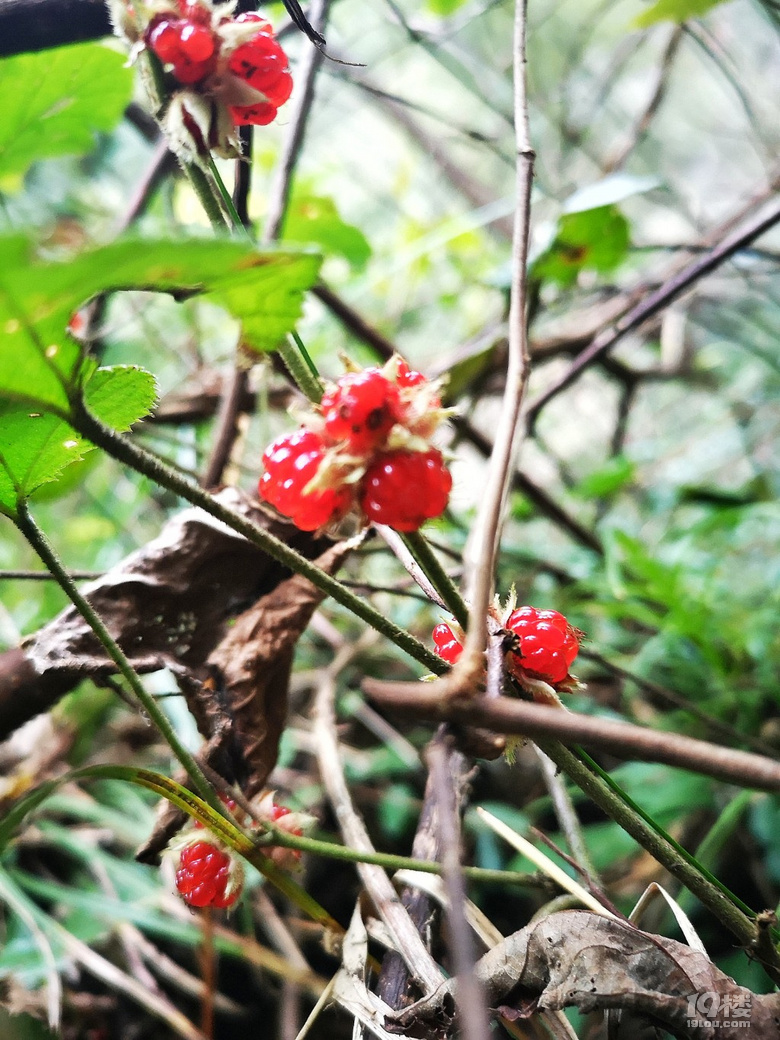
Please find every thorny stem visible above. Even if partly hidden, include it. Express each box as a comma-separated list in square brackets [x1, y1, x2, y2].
[459, 0, 533, 672]
[540, 741, 780, 981]
[71, 404, 445, 675]
[401, 531, 469, 628]
[12, 503, 221, 817]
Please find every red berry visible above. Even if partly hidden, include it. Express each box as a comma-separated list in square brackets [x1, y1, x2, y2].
[395, 358, 427, 389]
[360, 449, 451, 531]
[175, 841, 242, 909]
[146, 16, 217, 84]
[432, 622, 463, 664]
[228, 32, 292, 106]
[230, 101, 278, 126]
[258, 428, 353, 531]
[179, 22, 215, 61]
[270, 803, 291, 821]
[321, 369, 402, 452]
[505, 606, 579, 684]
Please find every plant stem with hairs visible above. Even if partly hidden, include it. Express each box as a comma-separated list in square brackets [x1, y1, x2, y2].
[12, 503, 222, 816]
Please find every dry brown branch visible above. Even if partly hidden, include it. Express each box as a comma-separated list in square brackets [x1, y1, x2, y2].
[427, 737, 492, 1040]
[362, 683, 780, 792]
[312, 661, 445, 995]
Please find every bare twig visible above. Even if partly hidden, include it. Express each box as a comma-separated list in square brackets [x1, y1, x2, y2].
[525, 195, 780, 430]
[312, 655, 444, 994]
[375, 527, 447, 608]
[602, 26, 683, 174]
[263, 0, 331, 241]
[534, 747, 597, 883]
[361, 684, 780, 792]
[458, 0, 534, 676]
[427, 738, 492, 1040]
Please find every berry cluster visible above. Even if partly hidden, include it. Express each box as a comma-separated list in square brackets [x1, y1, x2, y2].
[259, 358, 452, 533]
[142, 4, 293, 128]
[170, 793, 312, 908]
[433, 605, 580, 688]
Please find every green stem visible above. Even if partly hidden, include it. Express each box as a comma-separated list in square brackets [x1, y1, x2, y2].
[402, 531, 469, 628]
[577, 747, 758, 920]
[185, 162, 230, 230]
[72, 405, 445, 675]
[206, 155, 247, 232]
[290, 330, 322, 388]
[12, 504, 222, 817]
[253, 826, 543, 887]
[277, 335, 324, 403]
[538, 738, 780, 979]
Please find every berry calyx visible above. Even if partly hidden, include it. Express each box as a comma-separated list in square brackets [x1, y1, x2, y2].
[505, 606, 579, 685]
[432, 622, 463, 664]
[320, 368, 402, 452]
[259, 428, 353, 531]
[175, 840, 243, 909]
[360, 449, 451, 531]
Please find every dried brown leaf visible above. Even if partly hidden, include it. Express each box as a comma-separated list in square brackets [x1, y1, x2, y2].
[389, 910, 780, 1039]
[208, 540, 352, 795]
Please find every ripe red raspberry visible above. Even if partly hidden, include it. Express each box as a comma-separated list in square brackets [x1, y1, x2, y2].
[146, 16, 218, 84]
[505, 606, 579, 684]
[175, 840, 242, 909]
[360, 449, 451, 531]
[230, 101, 278, 126]
[228, 26, 292, 106]
[395, 358, 427, 390]
[432, 622, 463, 664]
[320, 369, 402, 452]
[258, 428, 352, 531]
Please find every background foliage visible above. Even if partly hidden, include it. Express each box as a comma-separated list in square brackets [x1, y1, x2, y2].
[0, 0, 778, 1036]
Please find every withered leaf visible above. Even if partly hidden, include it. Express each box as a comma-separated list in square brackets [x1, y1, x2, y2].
[388, 910, 780, 1039]
[208, 540, 353, 795]
[1, 489, 328, 741]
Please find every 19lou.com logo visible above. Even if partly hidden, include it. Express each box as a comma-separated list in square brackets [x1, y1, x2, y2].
[686, 991, 752, 1028]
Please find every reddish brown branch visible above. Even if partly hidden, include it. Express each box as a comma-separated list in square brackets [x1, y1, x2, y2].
[362, 682, 780, 792]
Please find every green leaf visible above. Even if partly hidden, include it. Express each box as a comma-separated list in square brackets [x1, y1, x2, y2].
[0, 43, 133, 180]
[83, 366, 158, 432]
[532, 205, 630, 288]
[425, 0, 469, 14]
[572, 456, 636, 499]
[283, 193, 371, 271]
[633, 0, 728, 27]
[0, 407, 90, 517]
[0, 235, 322, 412]
[0, 366, 157, 516]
